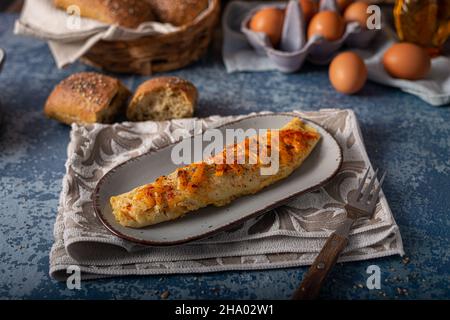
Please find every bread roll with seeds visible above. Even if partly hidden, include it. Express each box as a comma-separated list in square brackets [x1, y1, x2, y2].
[127, 77, 198, 121]
[147, 0, 209, 26]
[44, 72, 131, 125]
[53, 0, 155, 28]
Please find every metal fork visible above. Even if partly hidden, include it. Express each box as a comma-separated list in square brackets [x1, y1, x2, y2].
[292, 168, 386, 300]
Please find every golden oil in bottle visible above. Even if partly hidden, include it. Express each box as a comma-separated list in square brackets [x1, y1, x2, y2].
[394, 0, 450, 56]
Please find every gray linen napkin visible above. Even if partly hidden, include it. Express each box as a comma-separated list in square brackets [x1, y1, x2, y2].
[49, 109, 403, 281]
[223, 1, 450, 106]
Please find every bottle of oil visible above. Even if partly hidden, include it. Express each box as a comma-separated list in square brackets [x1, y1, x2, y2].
[394, 0, 450, 56]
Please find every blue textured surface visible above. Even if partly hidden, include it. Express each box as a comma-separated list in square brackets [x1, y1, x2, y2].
[0, 14, 449, 300]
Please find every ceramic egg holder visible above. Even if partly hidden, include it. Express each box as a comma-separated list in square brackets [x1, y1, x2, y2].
[241, 0, 378, 73]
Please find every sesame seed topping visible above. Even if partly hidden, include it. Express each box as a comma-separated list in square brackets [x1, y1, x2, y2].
[63, 72, 113, 106]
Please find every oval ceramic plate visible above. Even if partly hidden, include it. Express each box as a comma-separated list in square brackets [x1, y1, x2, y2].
[93, 114, 343, 246]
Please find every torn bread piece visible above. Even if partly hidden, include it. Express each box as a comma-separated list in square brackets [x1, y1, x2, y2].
[126, 77, 197, 121]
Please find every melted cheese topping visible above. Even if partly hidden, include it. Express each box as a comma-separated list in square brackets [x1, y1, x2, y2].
[110, 118, 321, 228]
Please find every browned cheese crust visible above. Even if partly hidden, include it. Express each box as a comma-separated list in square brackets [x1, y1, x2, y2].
[110, 118, 321, 228]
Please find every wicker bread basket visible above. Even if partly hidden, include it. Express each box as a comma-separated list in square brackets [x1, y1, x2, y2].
[81, 0, 220, 75]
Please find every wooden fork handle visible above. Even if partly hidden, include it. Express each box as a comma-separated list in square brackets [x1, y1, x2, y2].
[292, 233, 349, 300]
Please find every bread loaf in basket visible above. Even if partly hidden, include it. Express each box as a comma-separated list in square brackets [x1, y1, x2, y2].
[81, 0, 220, 75]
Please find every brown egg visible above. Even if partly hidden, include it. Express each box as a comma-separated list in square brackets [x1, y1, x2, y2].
[249, 7, 285, 47]
[383, 43, 431, 80]
[337, 0, 353, 12]
[344, 1, 370, 28]
[299, 0, 318, 23]
[307, 10, 345, 41]
[329, 52, 367, 94]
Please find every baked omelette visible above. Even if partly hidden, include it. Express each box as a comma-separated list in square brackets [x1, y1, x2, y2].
[110, 118, 321, 228]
